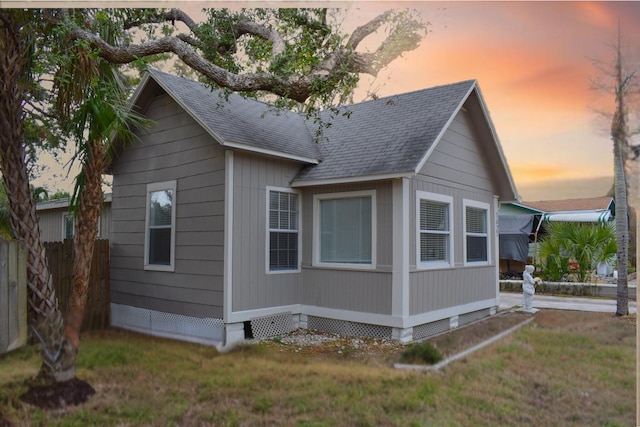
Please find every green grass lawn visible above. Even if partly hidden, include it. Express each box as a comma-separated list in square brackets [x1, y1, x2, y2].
[0, 311, 635, 427]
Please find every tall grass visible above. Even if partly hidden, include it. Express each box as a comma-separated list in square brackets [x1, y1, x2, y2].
[0, 312, 635, 427]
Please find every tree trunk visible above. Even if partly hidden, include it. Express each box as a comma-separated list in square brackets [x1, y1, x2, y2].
[613, 138, 629, 316]
[611, 38, 630, 316]
[0, 11, 74, 382]
[65, 142, 106, 352]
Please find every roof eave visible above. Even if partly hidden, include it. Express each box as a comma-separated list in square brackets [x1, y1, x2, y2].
[413, 81, 520, 202]
[291, 171, 414, 187]
[224, 141, 319, 165]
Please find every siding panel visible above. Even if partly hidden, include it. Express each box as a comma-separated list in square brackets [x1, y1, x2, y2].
[299, 181, 394, 314]
[230, 151, 304, 313]
[110, 92, 226, 318]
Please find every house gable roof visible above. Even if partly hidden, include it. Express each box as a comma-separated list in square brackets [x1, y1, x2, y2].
[293, 81, 474, 184]
[131, 68, 320, 164]
[123, 70, 519, 201]
[291, 80, 519, 201]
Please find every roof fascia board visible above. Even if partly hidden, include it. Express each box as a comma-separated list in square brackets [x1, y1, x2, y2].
[413, 81, 520, 202]
[413, 82, 477, 174]
[223, 141, 319, 164]
[36, 193, 113, 211]
[502, 202, 544, 214]
[291, 171, 413, 187]
[147, 70, 319, 165]
[472, 84, 521, 201]
[147, 70, 228, 146]
[125, 71, 152, 112]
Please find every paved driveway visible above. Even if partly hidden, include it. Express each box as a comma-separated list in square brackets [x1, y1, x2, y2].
[499, 292, 637, 314]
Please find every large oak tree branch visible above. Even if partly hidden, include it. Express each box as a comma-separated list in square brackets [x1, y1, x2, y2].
[71, 8, 425, 103]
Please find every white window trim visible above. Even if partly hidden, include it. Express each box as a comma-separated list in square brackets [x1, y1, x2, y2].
[62, 212, 75, 241]
[463, 198, 490, 266]
[416, 191, 454, 270]
[144, 180, 177, 272]
[265, 186, 301, 274]
[62, 212, 102, 240]
[312, 189, 377, 270]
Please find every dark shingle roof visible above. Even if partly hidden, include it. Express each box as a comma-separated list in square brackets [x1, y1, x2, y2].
[294, 80, 475, 182]
[139, 70, 481, 182]
[146, 68, 320, 162]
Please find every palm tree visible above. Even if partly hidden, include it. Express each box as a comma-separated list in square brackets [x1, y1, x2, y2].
[538, 222, 617, 283]
[56, 15, 150, 370]
[0, 10, 70, 381]
[610, 30, 633, 316]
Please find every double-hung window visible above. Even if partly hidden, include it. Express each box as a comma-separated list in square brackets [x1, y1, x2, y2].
[267, 188, 300, 272]
[314, 190, 376, 268]
[416, 191, 453, 269]
[145, 181, 176, 271]
[464, 199, 490, 264]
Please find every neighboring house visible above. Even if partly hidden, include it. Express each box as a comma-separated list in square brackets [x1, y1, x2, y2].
[107, 68, 519, 347]
[524, 196, 615, 223]
[36, 194, 112, 242]
[498, 196, 616, 275]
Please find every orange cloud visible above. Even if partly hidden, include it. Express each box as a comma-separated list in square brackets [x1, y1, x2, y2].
[575, 2, 617, 29]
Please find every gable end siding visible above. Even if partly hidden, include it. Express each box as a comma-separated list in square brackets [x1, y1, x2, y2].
[110, 93, 226, 318]
[409, 108, 498, 315]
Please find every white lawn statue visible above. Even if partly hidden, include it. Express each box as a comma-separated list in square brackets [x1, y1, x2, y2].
[521, 265, 540, 313]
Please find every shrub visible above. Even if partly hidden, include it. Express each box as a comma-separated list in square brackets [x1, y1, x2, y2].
[400, 341, 443, 365]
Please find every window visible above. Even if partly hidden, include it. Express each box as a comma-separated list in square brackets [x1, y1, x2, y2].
[314, 190, 376, 268]
[267, 188, 299, 272]
[417, 192, 453, 268]
[464, 200, 489, 264]
[63, 213, 101, 240]
[63, 213, 74, 240]
[145, 181, 176, 271]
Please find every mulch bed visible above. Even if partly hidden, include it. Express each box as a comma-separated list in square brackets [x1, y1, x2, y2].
[427, 310, 533, 357]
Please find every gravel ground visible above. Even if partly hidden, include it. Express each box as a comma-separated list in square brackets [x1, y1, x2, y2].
[254, 310, 533, 365]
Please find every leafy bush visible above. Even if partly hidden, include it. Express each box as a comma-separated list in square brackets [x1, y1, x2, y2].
[400, 341, 443, 365]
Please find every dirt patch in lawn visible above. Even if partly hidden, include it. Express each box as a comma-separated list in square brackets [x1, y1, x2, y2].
[259, 309, 535, 366]
[19, 377, 95, 410]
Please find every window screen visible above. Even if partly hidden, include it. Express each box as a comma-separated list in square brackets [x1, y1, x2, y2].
[269, 191, 299, 271]
[319, 196, 372, 264]
[466, 206, 488, 262]
[419, 200, 450, 263]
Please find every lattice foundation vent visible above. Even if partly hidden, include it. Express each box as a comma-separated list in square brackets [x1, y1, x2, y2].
[307, 316, 392, 339]
[110, 303, 224, 344]
[412, 318, 450, 341]
[459, 308, 491, 327]
[250, 312, 295, 339]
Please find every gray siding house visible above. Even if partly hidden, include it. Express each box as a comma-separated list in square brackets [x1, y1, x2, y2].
[36, 195, 111, 242]
[108, 68, 519, 347]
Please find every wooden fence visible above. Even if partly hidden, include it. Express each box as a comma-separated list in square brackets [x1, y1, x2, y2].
[44, 239, 111, 332]
[0, 239, 28, 354]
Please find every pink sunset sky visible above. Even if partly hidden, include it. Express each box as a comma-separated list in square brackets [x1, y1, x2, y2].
[20, 1, 640, 200]
[341, 1, 640, 194]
